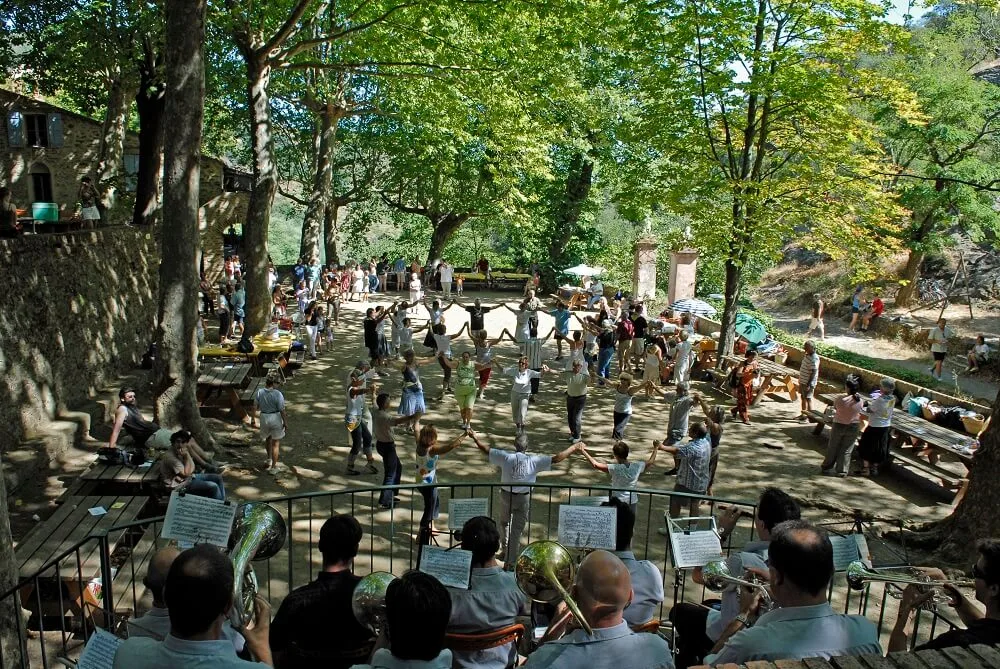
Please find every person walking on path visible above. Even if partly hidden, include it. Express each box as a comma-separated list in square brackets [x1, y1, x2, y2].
[497, 355, 553, 433]
[856, 378, 896, 477]
[251, 372, 287, 471]
[469, 430, 581, 566]
[729, 350, 760, 425]
[820, 375, 864, 477]
[579, 440, 658, 516]
[438, 350, 491, 430]
[798, 340, 820, 421]
[806, 293, 825, 340]
[928, 318, 952, 381]
[564, 359, 592, 443]
[373, 393, 418, 508]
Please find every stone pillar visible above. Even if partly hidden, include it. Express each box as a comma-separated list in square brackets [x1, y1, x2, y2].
[632, 236, 659, 301]
[668, 248, 699, 305]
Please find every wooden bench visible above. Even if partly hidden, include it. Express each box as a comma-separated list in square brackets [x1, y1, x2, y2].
[239, 377, 263, 406]
[691, 642, 1000, 668]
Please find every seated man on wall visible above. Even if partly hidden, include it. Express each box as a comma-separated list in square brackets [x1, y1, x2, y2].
[128, 546, 245, 655]
[525, 551, 674, 669]
[889, 539, 1000, 652]
[703, 521, 881, 665]
[446, 516, 531, 669]
[108, 385, 216, 465]
[602, 498, 664, 627]
[353, 571, 454, 669]
[268, 515, 374, 668]
[113, 545, 272, 668]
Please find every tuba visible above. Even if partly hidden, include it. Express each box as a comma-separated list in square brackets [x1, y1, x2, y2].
[702, 559, 775, 613]
[352, 571, 398, 635]
[228, 503, 288, 627]
[514, 541, 593, 635]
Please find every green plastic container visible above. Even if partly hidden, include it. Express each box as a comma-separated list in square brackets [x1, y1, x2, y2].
[31, 202, 59, 221]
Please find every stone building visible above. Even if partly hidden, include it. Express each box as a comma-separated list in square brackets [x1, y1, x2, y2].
[0, 86, 249, 277]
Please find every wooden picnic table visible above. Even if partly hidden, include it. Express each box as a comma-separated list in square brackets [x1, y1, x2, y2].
[198, 332, 295, 361]
[79, 457, 161, 495]
[197, 362, 253, 420]
[721, 354, 800, 406]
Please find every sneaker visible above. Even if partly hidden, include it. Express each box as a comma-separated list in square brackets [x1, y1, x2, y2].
[346, 468, 362, 476]
[571, 437, 582, 444]
[567, 436, 577, 443]
[364, 463, 379, 474]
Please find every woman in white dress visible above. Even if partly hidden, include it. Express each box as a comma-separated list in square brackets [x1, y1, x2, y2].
[351, 265, 365, 301]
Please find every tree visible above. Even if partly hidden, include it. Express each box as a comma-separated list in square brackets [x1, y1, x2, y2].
[630, 0, 906, 358]
[0, 455, 26, 667]
[154, 0, 215, 448]
[876, 24, 1000, 306]
[133, 36, 166, 227]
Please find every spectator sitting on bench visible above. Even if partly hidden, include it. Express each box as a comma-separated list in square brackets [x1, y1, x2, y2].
[128, 546, 246, 654]
[159, 431, 226, 501]
[109, 385, 216, 465]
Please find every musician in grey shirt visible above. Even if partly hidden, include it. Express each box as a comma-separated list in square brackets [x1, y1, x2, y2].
[447, 516, 530, 669]
[602, 499, 664, 626]
[524, 551, 673, 669]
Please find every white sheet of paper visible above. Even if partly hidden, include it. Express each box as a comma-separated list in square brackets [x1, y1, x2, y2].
[161, 491, 237, 548]
[830, 533, 863, 572]
[448, 498, 489, 530]
[88, 506, 107, 517]
[419, 546, 473, 589]
[557, 505, 617, 549]
[76, 629, 122, 669]
[569, 496, 608, 507]
[669, 529, 723, 568]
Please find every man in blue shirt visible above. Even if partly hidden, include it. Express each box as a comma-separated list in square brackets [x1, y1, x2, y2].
[550, 301, 572, 360]
[703, 521, 881, 665]
[113, 545, 272, 668]
[393, 256, 407, 292]
[656, 420, 711, 518]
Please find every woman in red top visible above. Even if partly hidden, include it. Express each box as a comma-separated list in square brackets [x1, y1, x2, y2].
[861, 292, 884, 332]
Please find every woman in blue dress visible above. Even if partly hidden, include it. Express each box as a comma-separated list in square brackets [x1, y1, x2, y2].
[398, 350, 437, 428]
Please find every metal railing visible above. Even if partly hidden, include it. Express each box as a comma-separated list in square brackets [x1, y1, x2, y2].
[0, 482, 957, 668]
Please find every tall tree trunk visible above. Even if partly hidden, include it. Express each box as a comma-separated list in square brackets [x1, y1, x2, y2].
[243, 57, 278, 334]
[154, 0, 214, 449]
[426, 213, 472, 265]
[96, 75, 134, 214]
[921, 389, 1000, 565]
[547, 150, 594, 260]
[894, 248, 926, 308]
[324, 200, 341, 265]
[0, 454, 27, 668]
[299, 105, 339, 262]
[716, 259, 742, 362]
[132, 44, 166, 227]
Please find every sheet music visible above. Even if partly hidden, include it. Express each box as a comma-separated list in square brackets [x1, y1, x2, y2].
[666, 516, 723, 568]
[557, 505, 617, 549]
[447, 498, 489, 530]
[76, 630, 122, 669]
[419, 546, 473, 589]
[161, 491, 237, 548]
[830, 533, 863, 572]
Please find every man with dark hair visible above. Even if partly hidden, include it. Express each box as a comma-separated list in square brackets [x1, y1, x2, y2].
[525, 551, 673, 668]
[446, 516, 530, 669]
[669, 487, 801, 668]
[113, 545, 271, 667]
[354, 571, 454, 668]
[269, 515, 373, 667]
[889, 539, 1000, 651]
[704, 521, 880, 665]
[108, 386, 216, 464]
[603, 498, 664, 626]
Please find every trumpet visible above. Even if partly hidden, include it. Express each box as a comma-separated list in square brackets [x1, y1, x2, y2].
[352, 571, 398, 635]
[515, 541, 594, 636]
[702, 559, 775, 612]
[845, 561, 974, 607]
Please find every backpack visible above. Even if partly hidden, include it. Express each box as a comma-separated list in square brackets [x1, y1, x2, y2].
[236, 334, 255, 353]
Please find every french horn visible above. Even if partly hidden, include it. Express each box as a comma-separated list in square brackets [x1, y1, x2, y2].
[514, 540, 593, 635]
[352, 571, 398, 635]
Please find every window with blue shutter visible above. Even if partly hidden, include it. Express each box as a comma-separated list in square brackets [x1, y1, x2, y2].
[47, 113, 63, 148]
[7, 111, 25, 148]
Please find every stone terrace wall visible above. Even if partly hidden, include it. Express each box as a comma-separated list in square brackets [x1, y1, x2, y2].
[0, 227, 159, 446]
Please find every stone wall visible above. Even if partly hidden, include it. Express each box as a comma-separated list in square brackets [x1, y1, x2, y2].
[0, 227, 159, 446]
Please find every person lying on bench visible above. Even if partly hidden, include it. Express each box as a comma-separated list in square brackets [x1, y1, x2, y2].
[160, 431, 226, 501]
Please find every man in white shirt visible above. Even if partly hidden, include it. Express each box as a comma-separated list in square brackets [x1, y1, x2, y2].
[564, 360, 591, 443]
[602, 498, 664, 626]
[470, 431, 581, 565]
[703, 521, 881, 665]
[114, 545, 271, 668]
[928, 318, 953, 380]
[439, 261, 455, 299]
[447, 516, 531, 669]
[587, 280, 604, 309]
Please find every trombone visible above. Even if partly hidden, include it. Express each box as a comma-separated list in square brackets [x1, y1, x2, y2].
[702, 559, 775, 613]
[845, 561, 975, 607]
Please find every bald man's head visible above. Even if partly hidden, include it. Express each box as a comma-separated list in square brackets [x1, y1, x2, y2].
[144, 547, 181, 605]
[574, 550, 633, 627]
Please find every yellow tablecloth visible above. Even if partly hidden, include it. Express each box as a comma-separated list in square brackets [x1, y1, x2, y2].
[198, 333, 294, 358]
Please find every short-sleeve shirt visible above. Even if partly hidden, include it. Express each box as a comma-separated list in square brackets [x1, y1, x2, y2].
[522, 621, 672, 669]
[440, 265, 454, 283]
[614, 550, 664, 625]
[488, 448, 552, 493]
[928, 326, 951, 353]
[464, 306, 493, 332]
[159, 451, 194, 489]
[504, 367, 540, 395]
[447, 567, 528, 669]
[373, 408, 396, 443]
[666, 395, 694, 442]
[675, 436, 711, 493]
[566, 371, 589, 397]
[917, 618, 1000, 651]
[254, 387, 285, 414]
[799, 352, 820, 388]
[608, 461, 645, 504]
[551, 308, 571, 334]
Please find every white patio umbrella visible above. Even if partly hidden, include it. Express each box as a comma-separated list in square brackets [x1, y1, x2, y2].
[562, 264, 606, 277]
[669, 298, 718, 318]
